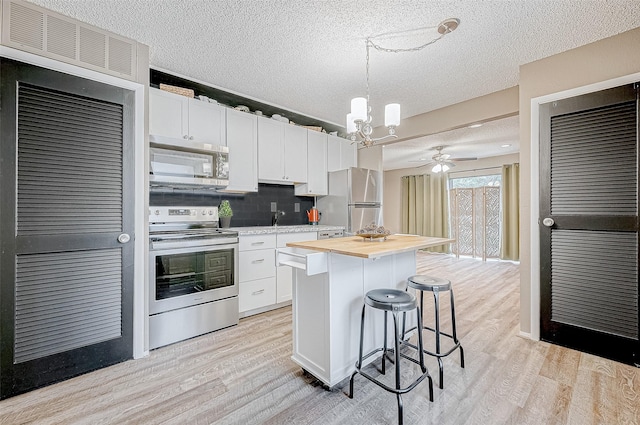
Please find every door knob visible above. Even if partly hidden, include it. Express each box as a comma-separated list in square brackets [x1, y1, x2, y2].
[542, 218, 555, 227]
[117, 233, 131, 243]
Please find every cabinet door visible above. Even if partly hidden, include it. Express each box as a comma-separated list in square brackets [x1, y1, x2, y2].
[149, 88, 188, 139]
[305, 131, 328, 195]
[328, 134, 357, 171]
[226, 109, 258, 192]
[257, 117, 285, 181]
[284, 125, 308, 183]
[327, 134, 342, 172]
[341, 139, 358, 169]
[187, 98, 226, 145]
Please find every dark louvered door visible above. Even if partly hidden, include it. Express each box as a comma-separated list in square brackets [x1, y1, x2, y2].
[540, 84, 639, 365]
[0, 59, 134, 398]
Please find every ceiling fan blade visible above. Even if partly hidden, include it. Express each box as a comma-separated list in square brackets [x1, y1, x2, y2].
[450, 157, 478, 161]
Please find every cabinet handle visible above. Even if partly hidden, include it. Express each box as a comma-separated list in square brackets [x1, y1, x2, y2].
[251, 241, 265, 245]
[183, 135, 188, 139]
[189, 136, 194, 140]
[252, 258, 265, 263]
[252, 289, 265, 296]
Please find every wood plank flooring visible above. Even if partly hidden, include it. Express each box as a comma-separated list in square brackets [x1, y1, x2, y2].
[1, 252, 638, 424]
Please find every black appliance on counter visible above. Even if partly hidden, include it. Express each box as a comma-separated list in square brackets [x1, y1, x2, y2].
[149, 206, 239, 349]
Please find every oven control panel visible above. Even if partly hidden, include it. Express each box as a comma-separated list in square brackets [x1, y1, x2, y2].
[150, 206, 219, 223]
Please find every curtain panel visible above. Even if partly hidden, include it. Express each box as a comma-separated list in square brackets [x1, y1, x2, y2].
[500, 163, 520, 260]
[401, 174, 450, 253]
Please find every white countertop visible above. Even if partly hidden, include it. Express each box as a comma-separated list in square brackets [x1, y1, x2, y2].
[229, 224, 344, 236]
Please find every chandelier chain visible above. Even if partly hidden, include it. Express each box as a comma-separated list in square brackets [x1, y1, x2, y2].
[367, 32, 446, 55]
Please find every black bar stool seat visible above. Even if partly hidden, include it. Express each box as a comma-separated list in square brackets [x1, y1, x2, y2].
[349, 288, 433, 425]
[403, 275, 465, 390]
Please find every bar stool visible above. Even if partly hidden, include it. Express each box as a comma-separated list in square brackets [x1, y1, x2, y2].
[403, 275, 464, 389]
[349, 288, 433, 425]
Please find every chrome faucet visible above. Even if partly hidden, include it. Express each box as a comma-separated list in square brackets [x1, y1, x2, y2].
[272, 210, 285, 226]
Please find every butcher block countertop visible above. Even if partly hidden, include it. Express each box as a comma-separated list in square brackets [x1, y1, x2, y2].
[286, 234, 455, 259]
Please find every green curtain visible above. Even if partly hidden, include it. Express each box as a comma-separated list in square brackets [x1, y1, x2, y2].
[500, 163, 520, 260]
[401, 174, 450, 253]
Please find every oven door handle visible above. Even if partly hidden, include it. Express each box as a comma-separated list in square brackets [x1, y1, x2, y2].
[157, 272, 197, 279]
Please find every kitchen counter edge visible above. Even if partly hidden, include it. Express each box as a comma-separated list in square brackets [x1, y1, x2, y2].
[230, 225, 345, 236]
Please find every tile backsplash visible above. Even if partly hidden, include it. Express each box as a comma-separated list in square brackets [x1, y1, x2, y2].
[150, 183, 316, 227]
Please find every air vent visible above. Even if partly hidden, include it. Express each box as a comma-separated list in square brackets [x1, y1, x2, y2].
[8, 0, 43, 50]
[46, 14, 76, 59]
[79, 25, 106, 67]
[108, 35, 133, 75]
[2, 0, 138, 81]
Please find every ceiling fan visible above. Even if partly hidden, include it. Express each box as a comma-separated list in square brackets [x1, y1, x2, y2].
[410, 145, 477, 173]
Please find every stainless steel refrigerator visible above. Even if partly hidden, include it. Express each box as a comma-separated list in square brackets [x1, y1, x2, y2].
[317, 167, 382, 234]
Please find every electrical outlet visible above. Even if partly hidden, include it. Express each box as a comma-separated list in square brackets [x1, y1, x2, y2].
[294, 203, 300, 212]
[271, 202, 277, 212]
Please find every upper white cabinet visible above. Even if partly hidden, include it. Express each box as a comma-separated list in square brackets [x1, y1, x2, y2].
[225, 109, 258, 192]
[284, 125, 308, 182]
[258, 117, 307, 184]
[295, 130, 328, 196]
[149, 88, 226, 145]
[327, 134, 357, 172]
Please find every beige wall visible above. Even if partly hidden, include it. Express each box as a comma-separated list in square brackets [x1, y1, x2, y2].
[391, 86, 519, 144]
[519, 27, 640, 336]
[384, 153, 519, 234]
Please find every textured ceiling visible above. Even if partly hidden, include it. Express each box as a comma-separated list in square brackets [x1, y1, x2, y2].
[30, 0, 640, 170]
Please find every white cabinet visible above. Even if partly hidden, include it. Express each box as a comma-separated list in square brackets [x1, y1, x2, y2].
[225, 109, 258, 192]
[327, 134, 357, 172]
[149, 88, 225, 145]
[295, 130, 328, 196]
[276, 232, 317, 303]
[284, 125, 308, 182]
[258, 117, 307, 184]
[238, 234, 276, 315]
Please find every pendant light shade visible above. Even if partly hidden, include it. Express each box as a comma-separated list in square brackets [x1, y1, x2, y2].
[350, 97, 368, 121]
[384, 103, 401, 127]
[346, 113, 357, 134]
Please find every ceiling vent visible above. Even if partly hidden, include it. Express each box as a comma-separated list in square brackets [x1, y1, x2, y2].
[1, 0, 137, 81]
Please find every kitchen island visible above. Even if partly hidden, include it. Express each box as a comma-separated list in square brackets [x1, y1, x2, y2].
[277, 235, 454, 388]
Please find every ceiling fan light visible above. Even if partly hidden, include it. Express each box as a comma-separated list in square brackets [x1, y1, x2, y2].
[384, 103, 401, 127]
[441, 164, 450, 172]
[346, 113, 357, 133]
[432, 164, 442, 173]
[351, 97, 367, 121]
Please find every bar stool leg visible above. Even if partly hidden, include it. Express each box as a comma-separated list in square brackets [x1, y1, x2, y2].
[450, 289, 465, 368]
[415, 305, 433, 401]
[433, 290, 444, 389]
[349, 304, 367, 399]
[382, 311, 388, 374]
[392, 312, 403, 425]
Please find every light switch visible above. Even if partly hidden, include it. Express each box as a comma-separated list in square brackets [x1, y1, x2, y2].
[294, 203, 300, 212]
[271, 202, 277, 212]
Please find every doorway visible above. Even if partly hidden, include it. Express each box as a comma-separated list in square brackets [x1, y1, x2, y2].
[0, 59, 136, 398]
[539, 83, 639, 365]
[449, 175, 501, 260]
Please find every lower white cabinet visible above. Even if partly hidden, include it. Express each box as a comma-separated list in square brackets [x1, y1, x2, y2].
[276, 232, 318, 303]
[238, 234, 276, 315]
[239, 231, 317, 316]
[239, 277, 277, 313]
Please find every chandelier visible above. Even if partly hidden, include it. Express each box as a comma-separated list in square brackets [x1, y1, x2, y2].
[347, 18, 460, 148]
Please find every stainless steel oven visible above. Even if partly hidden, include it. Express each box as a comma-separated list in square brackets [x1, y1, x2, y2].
[149, 206, 239, 349]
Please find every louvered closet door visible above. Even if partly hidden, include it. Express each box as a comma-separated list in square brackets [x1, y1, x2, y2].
[539, 84, 639, 366]
[0, 59, 134, 399]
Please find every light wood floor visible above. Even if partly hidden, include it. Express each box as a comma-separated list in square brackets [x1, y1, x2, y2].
[1, 252, 638, 424]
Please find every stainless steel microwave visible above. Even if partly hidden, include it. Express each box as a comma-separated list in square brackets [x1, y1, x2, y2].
[149, 135, 229, 188]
